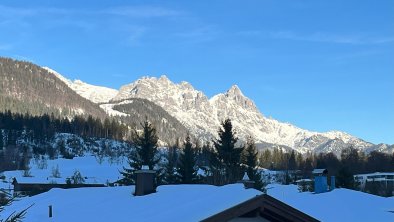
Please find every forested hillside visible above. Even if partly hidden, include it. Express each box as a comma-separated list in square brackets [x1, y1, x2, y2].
[0, 57, 106, 118]
[111, 98, 189, 145]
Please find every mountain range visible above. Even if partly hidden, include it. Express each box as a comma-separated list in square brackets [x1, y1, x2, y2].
[1, 57, 392, 154]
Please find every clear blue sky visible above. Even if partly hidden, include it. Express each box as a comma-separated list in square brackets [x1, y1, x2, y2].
[0, 0, 393, 144]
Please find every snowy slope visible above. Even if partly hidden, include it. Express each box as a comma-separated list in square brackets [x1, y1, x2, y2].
[0, 156, 127, 190]
[43, 67, 118, 103]
[267, 184, 394, 222]
[109, 75, 375, 154]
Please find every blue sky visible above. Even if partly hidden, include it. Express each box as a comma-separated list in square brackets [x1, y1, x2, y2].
[0, 0, 393, 144]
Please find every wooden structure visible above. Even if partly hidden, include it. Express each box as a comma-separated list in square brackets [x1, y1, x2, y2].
[134, 167, 156, 196]
[12, 178, 105, 196]
[202, 194, 319, 222]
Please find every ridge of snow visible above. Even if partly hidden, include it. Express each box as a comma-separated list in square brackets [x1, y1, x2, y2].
[43, 67, 118, 103]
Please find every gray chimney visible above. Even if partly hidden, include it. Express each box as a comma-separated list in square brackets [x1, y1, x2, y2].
[238, 172, 255, 189]
[134, 165, 156, 196]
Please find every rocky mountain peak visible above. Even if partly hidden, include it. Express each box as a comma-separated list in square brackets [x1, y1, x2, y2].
[62, 73, 382, 155]
[159, 75, 171, 84]
[226, 85, 243, 97]
[212, 84, 258, 111]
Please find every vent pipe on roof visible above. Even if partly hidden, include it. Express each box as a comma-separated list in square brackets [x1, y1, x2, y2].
[330, 176, 336, 191]
[238, 172, 255, 189]
[134, 165, 156, 196]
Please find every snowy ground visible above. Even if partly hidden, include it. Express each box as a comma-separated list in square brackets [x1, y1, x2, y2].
[1, 157, 393, 221]
[267, 184, 394, 221]
[0, 156, 128, 189]
[0, 184, 261, 222]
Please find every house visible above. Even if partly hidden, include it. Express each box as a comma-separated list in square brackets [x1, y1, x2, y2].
[354, 172, 394, 190]
[202, 193, 319, 222]
[12, 178, 105, 196]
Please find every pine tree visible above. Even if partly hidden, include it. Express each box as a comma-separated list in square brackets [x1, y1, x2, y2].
[71, 170, 85, 184]
[287, 150, 297, 184]
[0, 190, 31, 222]
[336, 166, 354, 189]
[120, 120, 160, 185]
[0, 130, 3, 149]
[178, 135, 198, 184]
[288, 150, 297, 171]
[213, 118, 243, 184]
[242, 137, 266, 191]
[164, 145, 178, 184]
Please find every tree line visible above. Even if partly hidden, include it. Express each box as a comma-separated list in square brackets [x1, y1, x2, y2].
[119, 117, 393, 194]
[0, 110, 130, 172]
[0, 110, 128, 145]
[120, 118, 266, 191]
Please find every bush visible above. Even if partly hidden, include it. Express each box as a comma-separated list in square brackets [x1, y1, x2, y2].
[22, 167, 32, 177]
[51, 165, 61, 178]
[298, 180, 313, 192]
[71, 170, 85, 184]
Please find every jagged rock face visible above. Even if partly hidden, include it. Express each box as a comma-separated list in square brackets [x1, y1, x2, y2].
[109, 75, 380, 154]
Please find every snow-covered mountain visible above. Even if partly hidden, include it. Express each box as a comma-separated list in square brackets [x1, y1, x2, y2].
[107, 75, 377, 154]
[41, 69, 387, 154]
[43, 67, 118, 103]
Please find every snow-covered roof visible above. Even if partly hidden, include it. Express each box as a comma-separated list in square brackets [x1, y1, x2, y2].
[295, 179, 313, 183]
[354, 172, 394, 177]
[0, 184, 262, 222]
[312, 169, 327, 174]
[267, 184, 394, 222]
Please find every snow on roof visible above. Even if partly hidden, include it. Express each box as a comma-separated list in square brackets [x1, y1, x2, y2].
[0, 184, 262, 222]
[267, 184, 394, 222]
[354, 172, 394, 177]
[242, 172, 250, 181]
[295, 179, 312, 183]
[312, 169, 327, 174]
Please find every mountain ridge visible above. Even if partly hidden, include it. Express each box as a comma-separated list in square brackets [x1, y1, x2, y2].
[107, 75, 385, 154]
[38, 66, 391, 155]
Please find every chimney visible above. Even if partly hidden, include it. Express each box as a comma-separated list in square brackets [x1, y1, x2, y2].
[134, 165, 156, 196]
[238, 172, 255, 189]
[330, 176, 336, 191]
[313, 168, 328, 194]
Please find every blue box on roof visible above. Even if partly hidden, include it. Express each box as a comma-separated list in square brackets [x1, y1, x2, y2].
[314, 176, 327, 194]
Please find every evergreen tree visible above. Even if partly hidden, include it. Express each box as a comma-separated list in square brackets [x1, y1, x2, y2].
[178, 135, 198, 184]
[288, 150, 297, 171]
[0, 190, 31, 222]
[242, 137, 266, 191]
[336, 166, 355, 189]
[259, 149, 272, 169]
[120, 120, 160, 185]
[0, 130, 3, 149]
[164, 145, 178, 184]
[213, 118, 243, 184]
[71, 170, 85, 184]
[287, 150, 297, 184]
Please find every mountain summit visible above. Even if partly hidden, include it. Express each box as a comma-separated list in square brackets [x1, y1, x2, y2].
[30, 65, 389, 154]
[105, 75, 381, 154]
